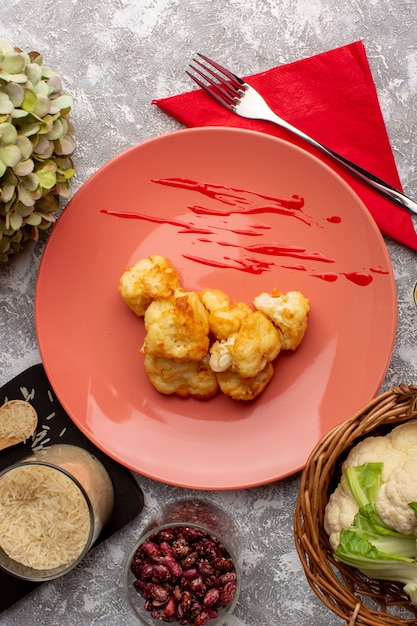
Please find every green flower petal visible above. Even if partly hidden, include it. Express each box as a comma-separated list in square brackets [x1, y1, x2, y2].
[16, 135, 33, 160]
[25, 211, 43, 226]
[13, 158, 34, 176]
[37, 162, 57, 189]
[9, 212, 23, 231]
[0, 92, 13, 115]
[21, 88, 38, 112]
[25, 63, 42, 85]
[5, 82, 25, 107]
[2, 52, 26, 75]
[49, 93, 73, 114]
[0, 144, 21, 167]
[33, 94, 51, 118]
[0, 122, 18, 145]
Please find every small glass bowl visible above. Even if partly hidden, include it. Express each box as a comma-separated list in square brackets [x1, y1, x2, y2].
[0, 461, 95, 582]
[124, 499, 241, 626]
[0, 445, 114, 582]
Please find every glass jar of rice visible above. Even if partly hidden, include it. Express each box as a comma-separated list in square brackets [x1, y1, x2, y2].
[0, 444, 114, 581]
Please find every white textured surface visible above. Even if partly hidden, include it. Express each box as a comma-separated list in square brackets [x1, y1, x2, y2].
[0, 1, 417, 625]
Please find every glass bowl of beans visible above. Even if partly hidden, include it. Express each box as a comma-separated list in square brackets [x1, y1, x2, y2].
[124, 499, 241, 626]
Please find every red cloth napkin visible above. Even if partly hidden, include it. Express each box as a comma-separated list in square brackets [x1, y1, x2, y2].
[153, 41, 417, 251]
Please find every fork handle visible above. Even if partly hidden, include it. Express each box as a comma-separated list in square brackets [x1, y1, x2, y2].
[265, 111, 417, 217]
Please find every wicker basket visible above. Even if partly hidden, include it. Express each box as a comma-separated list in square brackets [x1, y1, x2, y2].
[294, 384, 417, 626]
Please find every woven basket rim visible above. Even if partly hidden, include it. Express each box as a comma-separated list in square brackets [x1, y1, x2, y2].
[294, 384, 417, 626]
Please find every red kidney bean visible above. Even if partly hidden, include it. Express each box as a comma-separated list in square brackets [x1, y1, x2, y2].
[130, 525, 237, 625]
[180, 589, 192, 613]
[182, 568, 199, 581]
[164, 596, 177, 617]
[189, 575, 204, 592]
[160, 541, 174, 557]
[194, 612, 210, 626]
[219, 571, 236, 584]
[219, 581, 237, 605]
[203, 588, 219, 607]
[153, 564, 170, 582]
[182, 551, 198, 568]
[150, 584, 170, 604]
[205, 608, 218, 619]
[162, 555, 183, 578]
[197, 561, 214, 576]
[143, 541, 163, 561]
[172, 537, 191, 559]
[212, 556, 234, 571]
[140, 563, 154, 579]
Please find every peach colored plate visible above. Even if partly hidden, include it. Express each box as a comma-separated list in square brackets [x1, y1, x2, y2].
[35, 127, 397, 490]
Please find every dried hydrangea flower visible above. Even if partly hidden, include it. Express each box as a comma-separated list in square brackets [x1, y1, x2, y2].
[0, 39, 75, 261]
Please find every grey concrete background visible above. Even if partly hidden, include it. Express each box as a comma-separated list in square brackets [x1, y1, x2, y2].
[0, 1, 416, 624]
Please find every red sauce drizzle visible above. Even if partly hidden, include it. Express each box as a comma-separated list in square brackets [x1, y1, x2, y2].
[101, 178, 387, 284]
[100, 209, 213, 235]
[219, 227, 263, 237]
[216, 240, 335, 263]
[311, 273, 339, 282]
[188, 203, 311, 225]
[370, 266, 390, 275]
[251, 223, 272, 230]
[182, 254, 275, 274]
[152, 178, 305, 210]
[342, 272, 373, 286]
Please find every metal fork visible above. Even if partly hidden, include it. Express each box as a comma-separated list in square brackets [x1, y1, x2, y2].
[187, 53, 417, 217]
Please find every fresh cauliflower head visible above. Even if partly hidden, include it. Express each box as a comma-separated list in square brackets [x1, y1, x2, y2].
[325, 420, 417, 546]
[253, 290, 310, 350]
[119, 255, 180, 317]
[142, 289, 210, 361]
[209, 311, 281, 378]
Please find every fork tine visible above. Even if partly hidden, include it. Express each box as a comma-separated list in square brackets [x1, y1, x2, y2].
[191, 59, 238, 99]
[187, 53, 247, 111]
[186, 69, 235, 111]
[187, 66, 237, 109]
[195, 53, 244, 90]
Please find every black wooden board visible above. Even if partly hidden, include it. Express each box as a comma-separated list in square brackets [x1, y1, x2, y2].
[0, 363, 145, 612]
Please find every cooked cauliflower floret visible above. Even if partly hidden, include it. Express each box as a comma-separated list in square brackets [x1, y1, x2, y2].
[119, 255, 311, 402]
[230, 311, 281, 378]
[200, 289, 251, 340]
[119, 255, 180, 317]
[253, 290, 310, 350]
[216, 362, 274, 402]
[209, 311, 281, 378]
[209, 334, 236, 372]
[142, 289, 210, 361]
[144, 354, 219, 399]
